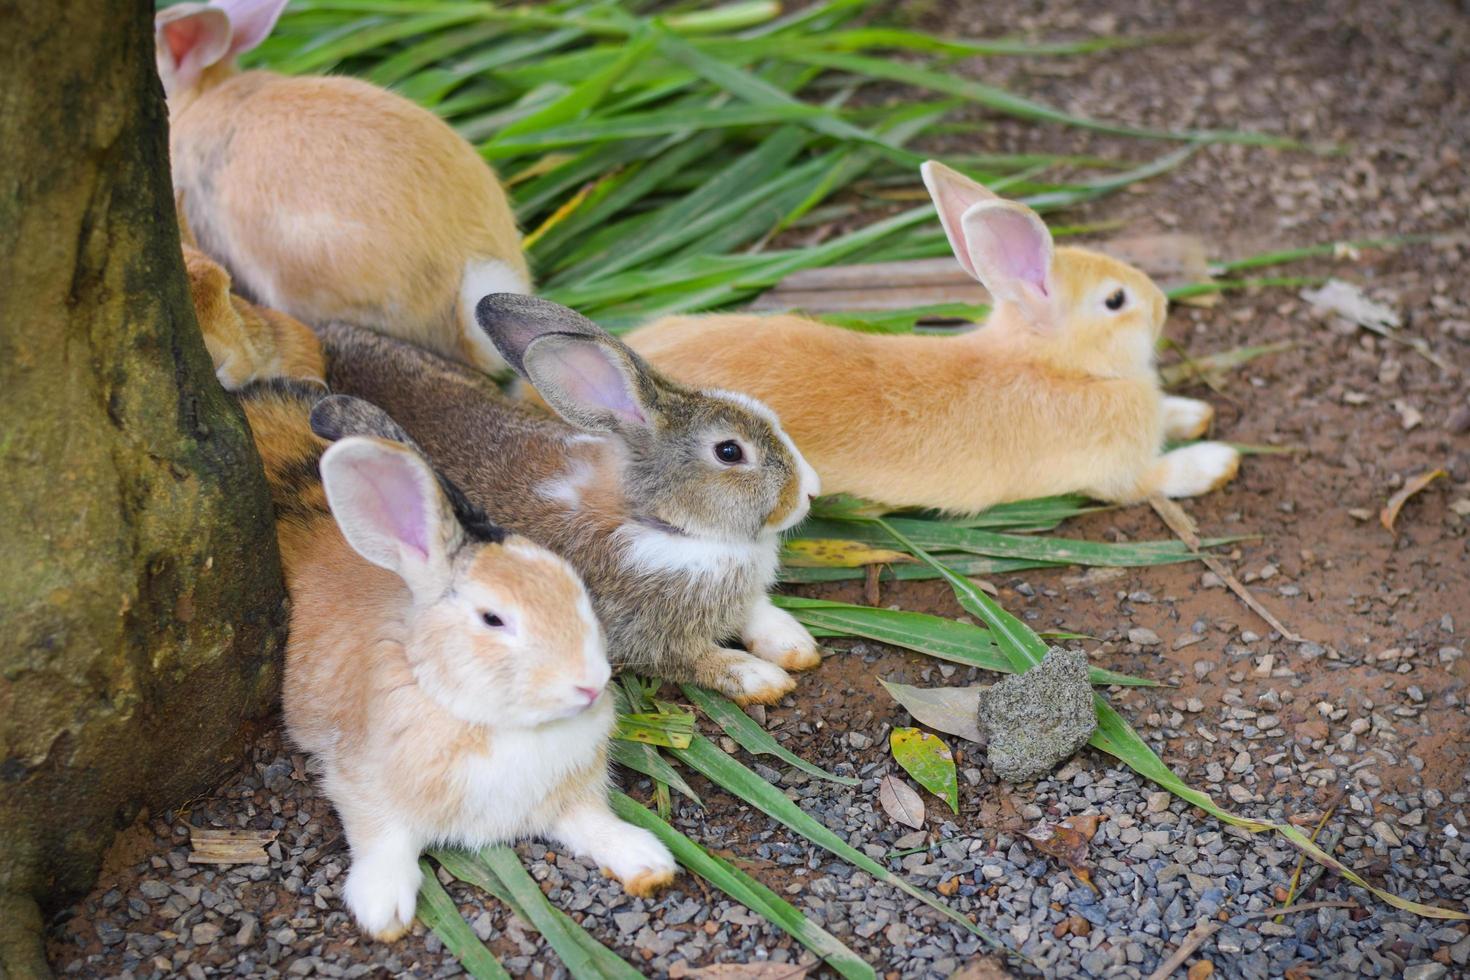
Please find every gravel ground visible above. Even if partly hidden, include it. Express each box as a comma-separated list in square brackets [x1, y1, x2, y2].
[47, 0, 1470, 976]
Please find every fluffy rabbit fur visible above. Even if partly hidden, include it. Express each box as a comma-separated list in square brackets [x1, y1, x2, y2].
[623, 161, 1240, 514]
[315, 293, 823, 705]
[184, 253, 676, 941]
[157, 0, 528, 374]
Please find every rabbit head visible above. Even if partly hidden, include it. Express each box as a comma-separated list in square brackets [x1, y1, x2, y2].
[475, 294, 820, 542]
[922, 161, 1167, 377]
[319, 435, 610, 729]
[155, 0, 288, 102]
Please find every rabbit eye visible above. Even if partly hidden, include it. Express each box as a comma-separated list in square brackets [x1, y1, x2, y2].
[1105, 288, 1127, 311]
[714, 440, 745, 465]
[481, 612, 504, 628]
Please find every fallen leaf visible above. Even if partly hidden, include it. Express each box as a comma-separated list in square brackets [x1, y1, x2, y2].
[1024, 814, 1104, 892]
[880, 680, 984, 743]
[669, 964, 810, 980]
[1380, 469, 1447, 534]
[1301, 279, 1401, 331]
[781, 538, 914, 568]
[950, 957, 1014, 980]
[189, 827, 277, 866]
[878, 774, 925, 829]
[890, 727, 960, 814]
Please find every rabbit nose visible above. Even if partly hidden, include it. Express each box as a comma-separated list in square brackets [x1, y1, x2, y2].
[575, 686, 601, 706]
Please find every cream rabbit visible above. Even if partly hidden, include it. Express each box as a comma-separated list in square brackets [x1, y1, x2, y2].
[315, 294, 823, 705]
[157, 0, 528, 373]
[183, 251, 675, 941]
[623, 161, 1240, 514]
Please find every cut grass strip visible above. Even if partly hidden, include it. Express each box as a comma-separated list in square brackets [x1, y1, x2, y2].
[680, 683, 860, 784]
[771, 596, 1155, 687]
[669, 734, 1022, 959]
[415, 859, 513, 980]
[609, 792, 876, 980]
[610, 738, 703, 805]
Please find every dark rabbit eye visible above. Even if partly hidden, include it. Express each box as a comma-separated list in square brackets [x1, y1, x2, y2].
[481, 612, 504, 628]
[1105, 289, 1127, 311]
[714, 440, 744, 465]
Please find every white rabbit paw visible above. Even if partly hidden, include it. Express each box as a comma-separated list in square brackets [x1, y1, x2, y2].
[344, 850, 423, 941]
[1162, 396, 1215, 440]
[742, 601, 823, 671]
[1158, 443, 1240, 498]
[599, 827, 678, 897]
[716, 652, 797, 705]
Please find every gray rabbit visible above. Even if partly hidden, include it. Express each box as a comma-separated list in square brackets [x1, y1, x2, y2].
[314, 294, 823, 703]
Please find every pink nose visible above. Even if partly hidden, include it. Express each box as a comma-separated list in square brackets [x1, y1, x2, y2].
[576, 686, 601, 705]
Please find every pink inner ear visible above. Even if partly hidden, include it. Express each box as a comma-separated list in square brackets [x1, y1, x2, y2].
[213, 0, 288, 55]
[164, 18, 205, 62]
[961, 204, 1053, 302]
[351, 455, 430, 560]
[553, 344, 647, 425]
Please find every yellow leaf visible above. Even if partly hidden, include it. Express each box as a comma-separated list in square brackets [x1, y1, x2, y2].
[781, 539, 914, 568]
[1380, 469, 1446, 534]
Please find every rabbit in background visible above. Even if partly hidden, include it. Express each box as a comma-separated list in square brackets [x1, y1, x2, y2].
[157, 0, 529, 374]
[317, 293, 824, 706]
[183, 250, 676, 942]
[623, 161, 1240, 514]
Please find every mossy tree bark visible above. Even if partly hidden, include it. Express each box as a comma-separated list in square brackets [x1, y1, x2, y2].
[0, 2, 288, 975]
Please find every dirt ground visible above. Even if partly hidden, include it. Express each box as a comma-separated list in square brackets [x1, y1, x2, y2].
[47, 0, 1469, 976]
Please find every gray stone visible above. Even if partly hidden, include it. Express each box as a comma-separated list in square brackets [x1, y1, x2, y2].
[975, 647, 1097, 782]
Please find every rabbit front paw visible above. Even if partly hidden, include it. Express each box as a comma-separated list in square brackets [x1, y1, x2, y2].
[554, 804, 678, 897]
[743, 598, 823, 671]
[343, 841, 423, 942]
[717, 652, 797, 704]
[1157, 443, 1240, 497]
[1161, 396, 1215, 440]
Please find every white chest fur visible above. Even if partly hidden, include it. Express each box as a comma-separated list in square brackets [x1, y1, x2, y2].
[431, 702, 612, 847]
[614, 523, 780, 589]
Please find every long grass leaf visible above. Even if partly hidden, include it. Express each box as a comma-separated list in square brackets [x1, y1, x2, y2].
[670, 735, 1019, 957]
[680, 684, 860, 784]
[415, 859, 514, 980]
[610, 739, 703, 805]
[609, 792, 877, 980]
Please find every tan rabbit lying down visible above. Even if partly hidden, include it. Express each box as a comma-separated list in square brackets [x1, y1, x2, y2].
[184, 250, 676, 941]
[159, 0, 528, 373]
[624, 162, 1240, 514]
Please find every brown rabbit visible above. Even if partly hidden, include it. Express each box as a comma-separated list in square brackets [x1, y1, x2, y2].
[315, 294, 823, 705]
[157, 0, 528, 374]
[184, 253, 676, 942]
[623, 161, 1240, 514]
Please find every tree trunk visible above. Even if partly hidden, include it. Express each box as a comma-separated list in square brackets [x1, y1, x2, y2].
[0, 2, 288, 975]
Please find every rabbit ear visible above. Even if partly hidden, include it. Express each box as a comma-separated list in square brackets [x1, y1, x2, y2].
[473, 293, 607, 376]
[920, 160, 1001, 281]
[309, 395, 419, 450]
[522, 334, 659, 433]
[155, 4, 232, 96]
[958, 201, 1056, 328]
[474, 293, 660, 432]
[320, 437, 460, 598]
[212, 0, 289, 56]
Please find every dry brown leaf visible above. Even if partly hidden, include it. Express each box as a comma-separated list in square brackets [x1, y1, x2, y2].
[950, 957, 1015, 980]
[878, 774, 925, 829]
[1380, 469, 1447, 534]
[781, 539, 914, 568]
[1024, 814, 1105, 892]
[1187, 960, 1216, 980]
[669, 964, 811, 980]
[188, 827, 277, 866]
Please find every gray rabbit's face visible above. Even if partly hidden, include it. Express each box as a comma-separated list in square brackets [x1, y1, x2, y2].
[626, 388, 820, 542]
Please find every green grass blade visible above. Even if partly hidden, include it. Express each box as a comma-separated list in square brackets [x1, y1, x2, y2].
[415, 859, 514, 980]
[680, 684, 860, 784]
[670, 734, 1018, 958]
[609, 792, 877, 980]
[770, 597, 1155, 687]
[610, 739, 704, 805]
[479, 846, 646, 980]
[482, 103, 830, 158]
[498, 30, 657, 139]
